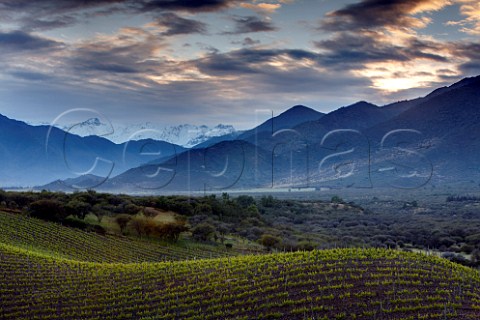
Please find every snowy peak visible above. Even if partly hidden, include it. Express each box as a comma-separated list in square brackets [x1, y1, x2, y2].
[61, 117, 113, 138]
[60, 120, 236, 148]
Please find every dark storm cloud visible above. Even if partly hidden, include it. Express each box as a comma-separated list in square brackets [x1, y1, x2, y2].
[0, 0, 237, 14]
[191, 48, 372, 102]
[195, 52, 258, 75]
[451, 42, 480, 74]
[138, 0, 238, 12]
[320, 0, 440, 31]
[314, 32, 448, 68]
[0, 31, 63, 52]
[68, 28, 165, 75]
[71, 47, 153, 75]
[224, 16, 277, 34]
[0, 0, 122, 14]
[195, 48, 319, 76]
[9, 71, 53, 81]
[154, 13, 208, 36]
[0, 0, 238, 31]
[0, 0, 123, 31]
[231, 37, 261, 46]
[406, 39, 449, 62]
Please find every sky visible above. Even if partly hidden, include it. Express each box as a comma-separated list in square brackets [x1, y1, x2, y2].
[0, 0, 479, 130]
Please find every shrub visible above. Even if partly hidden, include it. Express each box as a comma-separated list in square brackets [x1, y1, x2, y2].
[297, 240, 315, 251]
[115, 214, 133, 234]
[28, 199, 68, 222]
[128, 216, 149, 236]
[192, 223, 216, 242]
[260, 195, 275, 207]
[157, 222, 188, 241]
[235, 195, 255, 208]
[143, 207, 159, 218]
[63, 216, 90, 230]
[65, 199, 91, 219]
[259, 234, 281, 250]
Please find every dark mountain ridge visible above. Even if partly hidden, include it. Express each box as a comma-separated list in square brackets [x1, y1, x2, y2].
[31, 74, 480, 191]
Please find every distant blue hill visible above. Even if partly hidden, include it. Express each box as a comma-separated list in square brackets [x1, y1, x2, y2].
[0, 114, 184, 187]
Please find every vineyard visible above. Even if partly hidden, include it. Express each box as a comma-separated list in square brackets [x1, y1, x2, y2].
[1, 211, 480, 319]
[0, 211, 239, 263]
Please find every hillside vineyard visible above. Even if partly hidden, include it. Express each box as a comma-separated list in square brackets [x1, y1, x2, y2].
[1, 222, 480, 320]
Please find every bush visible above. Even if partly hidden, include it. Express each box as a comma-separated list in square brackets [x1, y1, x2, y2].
[28, 199, 68, 222]
[235, 195, 255, 208]
[157, 222, 188, 241]
[92, 224, 107, 235]
[260, 195, 275, 207]
[192, 223, 216, 242]
[259, 234, 281, 250]
[63, 216, 90, 230]
[115, 214, 133, 234]
[128, 216, 149, 236]
[143, 207, 159, 217]
[65, 199, 91, 219]
[297, 241, 315, 251]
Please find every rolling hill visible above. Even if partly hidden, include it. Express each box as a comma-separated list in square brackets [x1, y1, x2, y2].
[1, 241, 479, 319]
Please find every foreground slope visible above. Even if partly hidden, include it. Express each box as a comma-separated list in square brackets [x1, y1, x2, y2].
[0, 211, 237, 263]
[1, 244, 479, 320]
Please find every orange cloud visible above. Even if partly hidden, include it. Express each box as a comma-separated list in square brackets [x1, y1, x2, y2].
[240, 2, 282, 13]
[455, 0, 480, 35]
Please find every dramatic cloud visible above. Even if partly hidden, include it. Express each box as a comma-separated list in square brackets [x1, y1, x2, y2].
[138, 0, 239, 13]
[151, 13, 208, 36]
[317, 32, 456, 92]
[0, 0, 239, 31]
[314, 0, 464, 93]
[315, 32, 448, 68]
[224, 15, 277, 34]
[69, 27, 165, 77]
[320, 0, 451, 31]
[0, 0, 235, 15]
[451, 41, 480, 73]
[0, 31, 63, 52]
[0, 0, 479, 130]
[0, 0, 122, 14]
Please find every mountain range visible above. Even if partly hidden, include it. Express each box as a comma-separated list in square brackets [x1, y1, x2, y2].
[58, 119, 237, 148]
[0, 116, 185, 187]
[102, 75, 480, 192]
[2, 75, 479, 192]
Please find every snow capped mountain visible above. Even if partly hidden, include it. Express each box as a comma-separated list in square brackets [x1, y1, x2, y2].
[59, 118, 237, 148]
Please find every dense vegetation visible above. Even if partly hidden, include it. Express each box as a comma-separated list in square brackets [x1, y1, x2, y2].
[1, 190, 480, 266]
